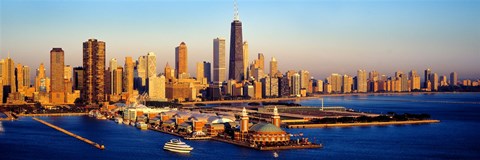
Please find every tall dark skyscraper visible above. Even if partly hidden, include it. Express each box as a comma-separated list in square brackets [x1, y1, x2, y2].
[228, 1, 244, 81]
[82, 39, 106, 104]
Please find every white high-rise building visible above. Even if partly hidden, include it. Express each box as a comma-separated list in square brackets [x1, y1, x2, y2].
[291, 73, 301, 97]
[147, 52, 156, 78]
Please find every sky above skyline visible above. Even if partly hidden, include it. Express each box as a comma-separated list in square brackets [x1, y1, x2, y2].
[1, 0, 479, 80]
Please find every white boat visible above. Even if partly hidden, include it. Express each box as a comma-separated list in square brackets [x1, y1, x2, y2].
[136, 122, 148, 130]
[163, 139, 193, 153]
[114, 117, 123, 124]
[123, 119, 130, 125]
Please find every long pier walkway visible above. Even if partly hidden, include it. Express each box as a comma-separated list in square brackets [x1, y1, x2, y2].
[32, 117, 105, 150]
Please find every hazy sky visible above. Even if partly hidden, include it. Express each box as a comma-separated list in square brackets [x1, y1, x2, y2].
[1, 0, 479, 80]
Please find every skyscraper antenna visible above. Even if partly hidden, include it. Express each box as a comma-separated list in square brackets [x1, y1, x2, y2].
[234, 0, 240, 21]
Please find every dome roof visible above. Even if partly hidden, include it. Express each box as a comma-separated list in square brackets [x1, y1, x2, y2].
[249, 123, 284, 133]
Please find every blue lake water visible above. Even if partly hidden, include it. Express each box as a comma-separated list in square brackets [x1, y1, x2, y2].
[1, 93, 479, 159]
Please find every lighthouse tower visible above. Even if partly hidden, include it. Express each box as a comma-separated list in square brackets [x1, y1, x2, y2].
[240, 107, 249, 132]
[272, 106, 281, 127]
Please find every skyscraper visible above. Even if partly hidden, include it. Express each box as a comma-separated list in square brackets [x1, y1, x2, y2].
[228, 1, 244, 81]
[73, 67, 84, 91]
[35, 63, 47, 92]
[112, 67, 123, 95]
[124, 57, 134, 95]
[213, 38, 226, 84]
[270, 57, 278, 77]
[203, 61, 211, 83]
[22, 66, 30, 87]
[15, 64, 23, 92]
[175, 42, 188, 79]
[357, 70, 367, 92]
[137, 55, 147, 86]
[164, 63, 175, 82]
[82, 39, 106, 104]
[424, 68, 431, 88]
[50, 48, 65, 104]
[291, 73, 300, 97]
[430, 73, 439, 91]
[4, 56, 15, 92]
[109, 58, 117, 94]
[450, 72, 458, 86]
[243, 41, 249, 80]
[147, 52, 157, 78]
[257, 53, 264, 71]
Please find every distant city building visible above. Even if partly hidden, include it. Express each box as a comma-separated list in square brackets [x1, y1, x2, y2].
[112, 67, 123, 95]
[22, 66, 30, 87]
[440, 75, 448, 86]
[82, 39, 106, 104]
[147, 52, 157, 78]
[109, 58, 118, 94]
[213, 38, 226, 84]
[430, 73, 438, 91]
[243, 41, 249, 80]
[342, 74, 352, 93]
[175, 42, 188, 79]
[124, 57, 134, 95]
[357, 70, 367, 93]
[424, 68, 432, 88]
[164, 63, 175, 83]
[270, 57, 278, 77]
[291, 73, 300, 97]
[148, 75, 166, 101]
[50, 48, 65, 104]
[450, 72, 458, 86]
[73, 67, 84, 91]
[203, 61, 211, 83]
[328, 73, 342, 93]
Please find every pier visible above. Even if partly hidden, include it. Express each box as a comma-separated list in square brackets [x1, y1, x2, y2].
[0, 111, 17, 121]
[32, 117, 105, 150]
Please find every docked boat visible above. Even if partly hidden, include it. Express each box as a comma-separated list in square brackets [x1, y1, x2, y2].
[163, 139, 193, 153]
[136, 122, 148, 130]
[114, 117, 123, 124]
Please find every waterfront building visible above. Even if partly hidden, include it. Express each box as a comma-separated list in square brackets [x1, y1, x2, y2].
[357, 70, 367, 92]
[272, 106, 281, 127]
[82, 39, 106, 104]
[424, 68, 432, 88]
[291, 73, 301, 97]
[257, 53, 265, 71]
[450, 72, 458, 86]
[240, 107, 249, 133]
[410, 70, 421, 91]
[369, 70, 379, 82]
[299, 70, 310, 92]
[316, 80, 324, 93]
[342, 74, 352, 93]
[243, 83, 254, 98]
[50, 48, 65, 104]
[440, 75, 448, 86]
[3, 56, 16, 93]
[175, 42, 188, 79]
[213, 38, 226, 84]
[400, 73, 409, 92]
[430, 73, 439, 91]
[15, 64, 24, 93]
[328, 73, 343, 93]
[279, 76, 290, 97]
[462, 79, 472, 86]
[124, 57, 134, 95]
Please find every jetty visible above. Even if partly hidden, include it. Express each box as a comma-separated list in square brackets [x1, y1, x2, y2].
[287, 120, 440, 128]
[0, 111, 17, 121]
[32, 117, 105, 150]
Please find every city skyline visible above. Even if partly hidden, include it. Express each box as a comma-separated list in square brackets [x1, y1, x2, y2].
[1, 0, 479, 80]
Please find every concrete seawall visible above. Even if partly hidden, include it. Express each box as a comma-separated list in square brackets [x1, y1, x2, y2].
[33, 117, 105, 150]
[287, 120, 440, 128]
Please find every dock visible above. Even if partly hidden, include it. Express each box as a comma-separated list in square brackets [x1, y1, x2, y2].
[211, 137, 322, 150]
[32, 117, 105, 150]
[286, 120, 440, 128]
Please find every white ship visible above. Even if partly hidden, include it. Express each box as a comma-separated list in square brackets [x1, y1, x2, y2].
[136, 122, 148, 130]
[163, 139, 193, 153]
[114, 117, 123, 124]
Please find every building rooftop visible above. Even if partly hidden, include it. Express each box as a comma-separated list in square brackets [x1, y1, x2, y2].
[249, 123, 284, 133]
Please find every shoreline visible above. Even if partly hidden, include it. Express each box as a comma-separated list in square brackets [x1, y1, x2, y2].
[17, 113, 88, 117]
[286, 120, 440, 129]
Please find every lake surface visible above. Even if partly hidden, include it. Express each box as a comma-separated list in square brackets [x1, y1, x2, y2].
[1, 93, 479, 160]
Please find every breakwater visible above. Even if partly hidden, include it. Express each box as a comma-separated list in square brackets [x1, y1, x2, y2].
[32, 117, 105, 150]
